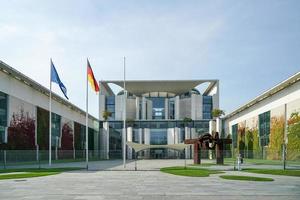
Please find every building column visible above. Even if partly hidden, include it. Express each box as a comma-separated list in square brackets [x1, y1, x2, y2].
[127, 127, 133, 159]
[138, 128, 143, 144]
[216, 117, 221, 134]
[135, 97, 140, 120]
[99, 94, 106, 121]
[165, 98, 169, 119]
[185, 127, 191, 159]
[175, 127, 181, 143]
[103, 121, 110, 159]
[142, 97, 146, 120]
[209, 120, 216, 135]
[167, 128, 175, 158]
[175, 96, 180, 120]
[144, 128, 150, 158]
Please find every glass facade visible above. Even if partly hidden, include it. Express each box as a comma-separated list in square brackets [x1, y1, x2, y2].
[168, 98, 175, 119]
[232, 124, 238, 148]
[148, 97, 165, 119]
[105, 96, 115, 120]
[150, 129, 167, 145]
[51, 113, 61, 147]
[0, 91, 7, 127]
[0, 91, 7, 143]
[259, 111, 270, 146]
[107, 120, 209, 130]
[203, 96, 212, 119]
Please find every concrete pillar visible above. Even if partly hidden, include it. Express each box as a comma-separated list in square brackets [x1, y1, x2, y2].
[190, 128, 196, 158]
[191, 94, 196, 120]
[147, 100, 152, 119]
[165, 98, 169, 119]
[103, 122, 110, 159]
[209, 120, 216, 135]
[135, 97, 140, 120]
[138, 128, 143, 144]
[176, 127, 181, 143]
[174, 128, 179, 144]
[212, 81, 219, 110]
[175, 96, 180, 120]
[167, 128, 175, 144]
[144, 128, 150, 158]
[127, 127, 133, 159]
[167, 128, 175, 158]
[144, 128, 150, 144]
[185, 127, 191, 159]
[142, 97, 146, 120]
[216, 117, 221, 134]
[99, 94, 106, 121]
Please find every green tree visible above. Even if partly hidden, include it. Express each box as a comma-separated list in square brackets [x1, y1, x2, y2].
[212, 109, 225, 118]
[268, 116, 284, 160]
[126, 118, 135, 127]
[102, 110, 112, 121]
[287, 112, 300, 160]
[252, 128, 260, 158]
[245, 129, 254, 158]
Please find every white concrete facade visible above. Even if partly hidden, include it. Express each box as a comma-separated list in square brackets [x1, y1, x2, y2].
[224, 72, 300, 136]
[0, 61, 99, 154]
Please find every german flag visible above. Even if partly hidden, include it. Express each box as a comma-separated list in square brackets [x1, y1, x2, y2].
[87, 59, 100, 92]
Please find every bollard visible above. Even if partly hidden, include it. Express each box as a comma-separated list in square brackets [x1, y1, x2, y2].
[237, 154, 242, 171]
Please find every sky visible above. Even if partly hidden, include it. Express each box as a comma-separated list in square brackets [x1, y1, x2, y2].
[0, 0, 300, 118]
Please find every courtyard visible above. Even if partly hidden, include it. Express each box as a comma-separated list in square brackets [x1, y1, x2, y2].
[0, 160, 300, 200]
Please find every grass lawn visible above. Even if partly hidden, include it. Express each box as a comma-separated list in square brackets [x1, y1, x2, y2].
[3, 157, 102, 166]
[0, 167, 82, 180]
[224, 158, 300, 166]
[243, 168, 300, 177]
[220, 175, 274, 181]
[160, 166, 223, 177]
[189, 163, 229, 167]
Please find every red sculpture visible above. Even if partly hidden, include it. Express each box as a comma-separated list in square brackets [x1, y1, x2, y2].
[184, 132, 232, 165]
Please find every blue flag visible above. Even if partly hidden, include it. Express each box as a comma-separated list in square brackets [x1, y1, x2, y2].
[51, 60, 69, 100]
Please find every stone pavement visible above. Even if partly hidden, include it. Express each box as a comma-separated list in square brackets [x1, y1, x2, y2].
[3, 159, 298, 171]
[0, 167, 299, 200]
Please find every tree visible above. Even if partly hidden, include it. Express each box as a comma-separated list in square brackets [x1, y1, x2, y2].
[102, 110, 112, 121]
[8, 109, 35, 150]
[59, 122, 74, 159]
[268, 116, 284, 160]
[183, 117, 192, 124]
[287, 112, 300, 160]
[126, 118, 135, 127]
[212, 109, 225, 118]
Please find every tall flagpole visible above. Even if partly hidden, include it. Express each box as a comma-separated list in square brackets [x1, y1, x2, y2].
[49, 58, 52, 166]
[86, 59, 89, 170]
[123, 56, 127, 168]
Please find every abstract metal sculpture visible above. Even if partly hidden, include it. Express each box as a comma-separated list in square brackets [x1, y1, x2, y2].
[184, 132, 232, 165]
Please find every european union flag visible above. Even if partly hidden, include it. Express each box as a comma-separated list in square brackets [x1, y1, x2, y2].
[51, 60, 69, 100]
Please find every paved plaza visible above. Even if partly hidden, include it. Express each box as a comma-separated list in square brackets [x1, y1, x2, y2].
[0, 160, 300, 200]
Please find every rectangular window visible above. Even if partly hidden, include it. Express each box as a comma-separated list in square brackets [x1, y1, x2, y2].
[51, 113, 61, 147]
[169, 99, 175, 119]
[0, 91, 8, 127]
[232, 124, 238, 148]
[202, 96, 212, 119]
[259, 111, 270, 146]
[0, 91, 7, 144]
[139, 100, 142, 119]
[150, 129, 167, 145]
[148, 97, 165, 119]
[105, 96, 115, 120]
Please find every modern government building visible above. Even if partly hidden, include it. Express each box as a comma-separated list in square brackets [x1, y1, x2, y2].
[1, 59, 300, 162]
[98, 80, 219, 159]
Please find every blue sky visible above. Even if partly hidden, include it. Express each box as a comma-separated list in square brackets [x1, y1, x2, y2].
[1, 0, 299, 118]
